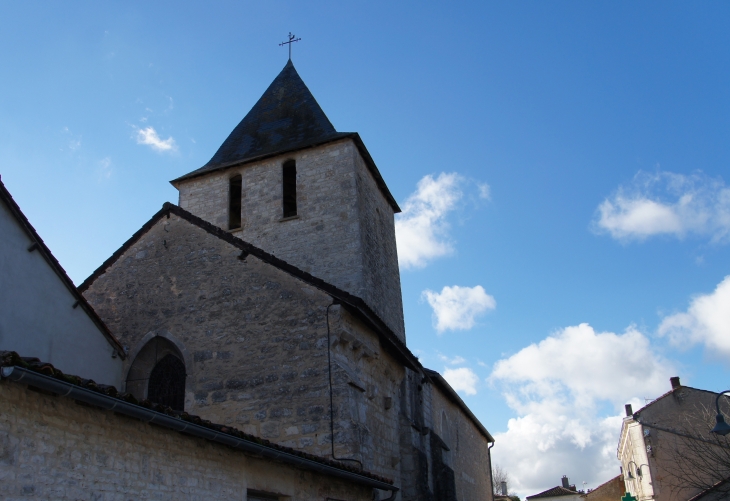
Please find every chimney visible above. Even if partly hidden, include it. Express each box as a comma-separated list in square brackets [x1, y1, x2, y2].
[625, 404, 633, 417]
[500, 481, 508, 496]
[670, 376, 681, 390]
[562, 476, 570, 488]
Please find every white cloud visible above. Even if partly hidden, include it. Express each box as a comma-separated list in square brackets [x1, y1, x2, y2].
[97, 157, 112, 181]
[134, 126, 177, 152]
[658, 275, 730, 357]
[438, 354, 467, 365]
[594, 170, 730, 242]
[489, 323, 674, 497]
[443, 367, 479, 396]
[395, 173, 463, 268]
[478, 182, 491, 200]
[422, 285, 496, 333]
[62, 126, 82, 151]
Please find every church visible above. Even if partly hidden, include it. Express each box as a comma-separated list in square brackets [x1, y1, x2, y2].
[0, 59, 495, 500]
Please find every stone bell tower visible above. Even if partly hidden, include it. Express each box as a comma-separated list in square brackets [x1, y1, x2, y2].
[170, 60, 406, 341]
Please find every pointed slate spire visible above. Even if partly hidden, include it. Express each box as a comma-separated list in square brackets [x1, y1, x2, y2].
[171, 61, 401, 212]
[177, 60, 348, 180]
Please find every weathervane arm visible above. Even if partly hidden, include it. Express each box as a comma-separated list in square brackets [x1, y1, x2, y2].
[278, 32, 301, 60]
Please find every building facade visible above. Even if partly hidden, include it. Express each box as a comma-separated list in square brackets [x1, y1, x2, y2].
[618, 377, 730, 501]
[72, 60, 495, 500]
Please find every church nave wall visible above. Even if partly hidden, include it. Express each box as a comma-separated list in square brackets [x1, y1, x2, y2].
[429, 380, 494, 501]
[81, 212, 408, 488]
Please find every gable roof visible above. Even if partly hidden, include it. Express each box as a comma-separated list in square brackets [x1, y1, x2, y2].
[0, 350, 395, 491]
[423, 368, 494, 442]
[0, 176, 125, 358]
[170, 61, 400, 212]
[526, 486, 580, 499]
[632, 384, 719, 420]
[79, 202, 418, 372]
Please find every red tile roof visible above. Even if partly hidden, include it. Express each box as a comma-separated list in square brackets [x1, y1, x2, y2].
[527, 486, 581, 499]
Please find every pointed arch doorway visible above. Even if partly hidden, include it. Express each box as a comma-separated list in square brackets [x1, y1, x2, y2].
[125, 336, 187, 411]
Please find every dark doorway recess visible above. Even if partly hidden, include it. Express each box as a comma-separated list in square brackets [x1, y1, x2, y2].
[147, 354, 186, 411]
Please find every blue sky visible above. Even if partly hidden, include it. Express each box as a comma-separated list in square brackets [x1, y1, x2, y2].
[2, 2, 730, 496]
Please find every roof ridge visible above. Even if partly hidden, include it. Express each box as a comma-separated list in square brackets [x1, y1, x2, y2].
[79, 202, 420, 371]
[633, 385, 724, 418]
[0, 177, 125, 357]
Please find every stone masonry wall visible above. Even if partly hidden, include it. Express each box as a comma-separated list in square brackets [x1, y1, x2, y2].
[430, 385, 494, 501]
[329, 306, 404, 483]
[81, 214, 404, 489]
[353, 148, 405, 340]
[399, 368, 435, 501]
[175, 139, 405, 341]
[0, 379, 373, 501]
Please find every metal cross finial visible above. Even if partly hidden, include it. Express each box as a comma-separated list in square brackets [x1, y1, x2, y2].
[279, 32, 301, 60]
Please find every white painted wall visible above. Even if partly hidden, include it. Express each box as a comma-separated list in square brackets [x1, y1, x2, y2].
[0, 198, 122, 386]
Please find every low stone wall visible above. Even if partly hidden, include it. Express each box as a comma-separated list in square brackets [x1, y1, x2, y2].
[0, 380, 373, 501]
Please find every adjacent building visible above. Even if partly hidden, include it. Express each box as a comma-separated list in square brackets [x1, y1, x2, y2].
[581, 475, 625, 501]
[618, 377, 730, 501]
[0, 177, 124, 385]
[526, 476, 583, 501]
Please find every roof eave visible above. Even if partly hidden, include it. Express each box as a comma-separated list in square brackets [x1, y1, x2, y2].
[0, 364, 396, 491]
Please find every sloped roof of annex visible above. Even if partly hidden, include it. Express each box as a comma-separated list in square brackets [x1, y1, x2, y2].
[424, 368, 494, 442]
[0, 349, 394, 490]
[0, 176, 125, 358]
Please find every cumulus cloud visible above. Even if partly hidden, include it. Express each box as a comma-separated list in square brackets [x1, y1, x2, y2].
[134, 126, 177, 152]
[395, 173, 463, 268]
[422, 285, 496, 333]
[594, 170, 730, 242]
[443, 367, 479, 396]
[658, 275, 730, 358]
[489, 323, 674, 496]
